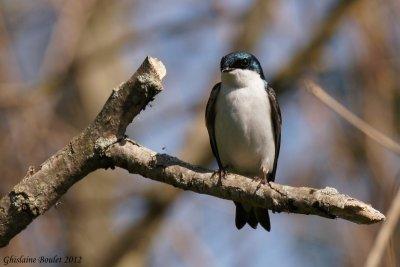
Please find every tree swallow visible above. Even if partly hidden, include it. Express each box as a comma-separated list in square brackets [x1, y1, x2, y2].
[205, 52, 282, 231]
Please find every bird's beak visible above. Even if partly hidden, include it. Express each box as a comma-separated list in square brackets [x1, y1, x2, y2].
[222, 67, 235, 73]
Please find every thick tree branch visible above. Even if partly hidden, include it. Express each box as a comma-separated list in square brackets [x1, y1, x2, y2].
[105, 139, 385, 225]
[0, 57, 384, 248]
[0, 57, 166, 247]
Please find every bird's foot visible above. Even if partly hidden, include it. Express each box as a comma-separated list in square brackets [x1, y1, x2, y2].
[253, 176, 265, 183]
[254, 171, 273, 190]
[254, 175, 268, 190]
[212, 169, 227, 186]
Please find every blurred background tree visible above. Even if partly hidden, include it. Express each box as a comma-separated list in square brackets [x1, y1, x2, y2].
[0, 0, 399, 266]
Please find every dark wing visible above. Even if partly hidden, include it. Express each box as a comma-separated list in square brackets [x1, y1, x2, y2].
[205, 83, 224, 170]
[265, 82, 282, 182]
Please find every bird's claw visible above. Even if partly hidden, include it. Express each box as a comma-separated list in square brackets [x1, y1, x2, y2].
[212, 169, 227, 185]
[253, 175, 265, 190]
[254, 173, 273, 190]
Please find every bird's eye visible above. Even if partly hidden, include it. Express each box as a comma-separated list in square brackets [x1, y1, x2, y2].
[242, 58, 249, 67]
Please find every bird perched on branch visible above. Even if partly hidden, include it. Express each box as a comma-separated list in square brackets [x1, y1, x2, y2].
[205, 52, 282, 231]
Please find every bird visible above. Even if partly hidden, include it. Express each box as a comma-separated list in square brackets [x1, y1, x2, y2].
[205, 51, 281, 231]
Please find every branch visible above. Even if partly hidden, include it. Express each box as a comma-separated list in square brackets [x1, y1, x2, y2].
[98, 193, 176, 267]
[272, 0, 361, 92]
[104, 139, 385, 225]
[365, 187, 400, 267]
[0, 57, 384, 248]
[303, 80, 400, 155]
[0, 57, 166, 247]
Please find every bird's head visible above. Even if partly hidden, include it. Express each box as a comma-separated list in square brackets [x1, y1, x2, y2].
[220, 51, 265, 80]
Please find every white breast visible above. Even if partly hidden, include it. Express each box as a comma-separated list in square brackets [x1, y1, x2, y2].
[215, 69, 275, 177]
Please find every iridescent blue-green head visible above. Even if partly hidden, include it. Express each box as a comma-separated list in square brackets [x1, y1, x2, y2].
[220, 51, 265, 79]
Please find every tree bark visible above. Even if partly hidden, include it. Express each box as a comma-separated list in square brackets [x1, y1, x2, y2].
[0, 57, 165, 247]
[105, 139, 385, 225]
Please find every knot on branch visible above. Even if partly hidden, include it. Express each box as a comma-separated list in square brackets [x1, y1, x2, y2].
[94, 137, 118, 156]
[26, 166, 36, 177]
[9, 191, 39, 217]
[94, 137, 120, 170]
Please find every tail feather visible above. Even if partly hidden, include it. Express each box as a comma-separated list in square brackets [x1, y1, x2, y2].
[255, 208, 271, 232]
[234, 202, 271, 231]
[234, 201, 247, 229]
[247, 209, 258, 229]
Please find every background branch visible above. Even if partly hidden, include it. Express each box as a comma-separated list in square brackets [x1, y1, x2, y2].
[303, 79, 400, 267]
[365, 188, 400, 267]
[303, 80, 400, 155]
[271, 0, 361, 92]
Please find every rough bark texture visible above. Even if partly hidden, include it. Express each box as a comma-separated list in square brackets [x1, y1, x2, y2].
[105, 140, 385, 225]
[0, 56, 384, 248]
[0, 57, 166, 247]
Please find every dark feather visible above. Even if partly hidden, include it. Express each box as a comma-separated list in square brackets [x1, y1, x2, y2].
[255, 207, 271, 232]
[234, 201, 247, 229]
[205, 83, 223, 170]
[265, 82, 282, 182]
[247, 209, 258, 229]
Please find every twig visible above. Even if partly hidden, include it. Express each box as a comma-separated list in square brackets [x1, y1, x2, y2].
[0, 57, 384, 248]
[365, 188, 400, 267]
[303, 80, 400, 155]
[39, 0, 99, 79]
